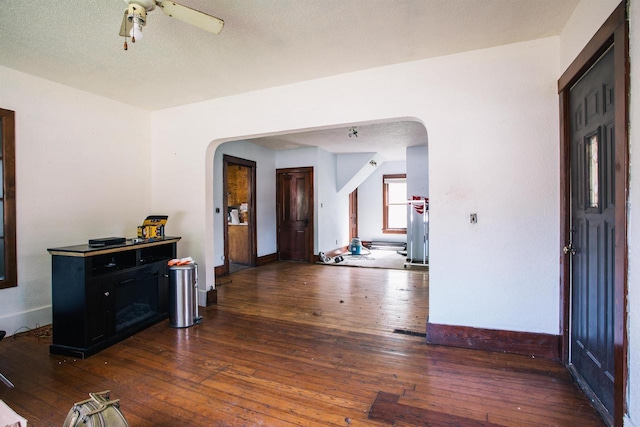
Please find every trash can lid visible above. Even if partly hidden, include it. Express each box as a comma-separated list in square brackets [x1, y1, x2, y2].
[169, 263, 197, 270]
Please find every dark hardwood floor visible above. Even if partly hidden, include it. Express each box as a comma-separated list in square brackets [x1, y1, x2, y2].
[0, 262, 604, 426]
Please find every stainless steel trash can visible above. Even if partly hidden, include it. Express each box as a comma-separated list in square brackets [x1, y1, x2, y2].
[169, 263, 202, 328]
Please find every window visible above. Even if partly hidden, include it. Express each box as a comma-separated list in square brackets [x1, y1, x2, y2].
[383, 174, 406, 234]
[586, 134, 599, 209]
[0, 108, 17, 289]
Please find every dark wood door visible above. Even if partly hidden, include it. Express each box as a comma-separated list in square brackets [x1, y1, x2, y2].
[223, 155, 257, 272]
[276, 167, 313, 262]
[349, 189, 358, 241]
[568, 47, 615, 415]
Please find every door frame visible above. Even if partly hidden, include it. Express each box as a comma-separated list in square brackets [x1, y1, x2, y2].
[558, 3, 628, 426]
[276, 167, 315, 263]
[223, 155, 257, 273]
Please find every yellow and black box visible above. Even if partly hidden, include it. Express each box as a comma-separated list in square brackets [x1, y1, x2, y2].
[137, 215, 168, 239]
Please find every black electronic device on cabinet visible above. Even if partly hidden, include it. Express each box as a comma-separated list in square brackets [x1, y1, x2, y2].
[88, 237, 126, 247]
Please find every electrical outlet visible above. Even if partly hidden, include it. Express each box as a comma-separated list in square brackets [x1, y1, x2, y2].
[470, 213, 478, 224]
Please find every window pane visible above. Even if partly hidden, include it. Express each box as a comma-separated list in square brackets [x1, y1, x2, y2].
[388, 205, 407, 229]
[0, 200, 3, 237]
[587, 134, 599, 208]
[0, 160, 3, 198]
[388, 182, 406, 204]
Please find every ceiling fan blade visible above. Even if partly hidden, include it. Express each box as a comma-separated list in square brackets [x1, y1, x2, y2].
[119, 9, 133, 37]
[157, 1, 224, 34]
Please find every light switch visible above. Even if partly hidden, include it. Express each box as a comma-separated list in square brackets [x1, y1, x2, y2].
[470, 213, 478, 224]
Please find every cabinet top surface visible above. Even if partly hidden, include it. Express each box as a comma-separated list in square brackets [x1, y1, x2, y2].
[47, 237, 181, 257]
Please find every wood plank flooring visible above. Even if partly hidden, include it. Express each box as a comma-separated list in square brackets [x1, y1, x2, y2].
[0, 262, 604, 426]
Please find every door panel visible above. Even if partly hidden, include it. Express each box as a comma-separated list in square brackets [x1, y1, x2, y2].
[569, 47, 615, 415]
[277, 168, 313, 262]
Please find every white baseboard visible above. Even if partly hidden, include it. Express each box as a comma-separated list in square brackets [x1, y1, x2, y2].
[197, 288, 207, 307]
[0, 306, 52, 337]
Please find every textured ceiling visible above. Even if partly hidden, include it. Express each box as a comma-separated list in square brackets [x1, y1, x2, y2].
[0, 0, 579, 160]
[248, 120, 429, 161]
[0, 0, 579, 111]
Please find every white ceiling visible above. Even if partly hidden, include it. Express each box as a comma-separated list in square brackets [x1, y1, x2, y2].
[247, 120, 429, 161]
[0, 0, 579, 159]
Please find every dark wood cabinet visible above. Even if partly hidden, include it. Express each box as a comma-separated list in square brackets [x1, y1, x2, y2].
[48, 237, 180, 358]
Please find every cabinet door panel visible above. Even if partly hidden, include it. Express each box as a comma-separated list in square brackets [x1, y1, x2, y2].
[86, 278, 114, 345]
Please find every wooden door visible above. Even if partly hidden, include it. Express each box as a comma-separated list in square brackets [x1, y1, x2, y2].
[276, 167, 313, 262]
[349, 189, 358, 241]
[568, 47, 615, 416]
[223, 155, 257, 273]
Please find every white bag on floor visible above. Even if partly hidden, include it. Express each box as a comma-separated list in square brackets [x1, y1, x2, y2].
[0, 400, 27, 427]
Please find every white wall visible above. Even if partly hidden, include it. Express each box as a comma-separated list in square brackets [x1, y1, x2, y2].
[212, 141, 277, 265]
[336, 152, 378, 194]
[626, 0, 639, 422]
[627, 5, 639, 417]
[425, 38, 561, 333]
[356, 161, 407, 243]
[0, 66, 151, 335]
[317, 148, 349, 251]
[151, 37, 561, 337]
[559, 0, 622, 71]
[0, 33, 565, 341]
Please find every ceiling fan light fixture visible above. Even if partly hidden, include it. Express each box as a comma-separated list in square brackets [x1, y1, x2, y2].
[119, 0, 224, 50]
[127, 4, 147, 42]
[130, 17, 144, 42]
